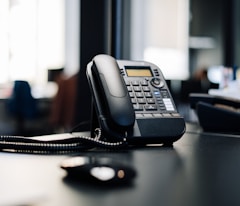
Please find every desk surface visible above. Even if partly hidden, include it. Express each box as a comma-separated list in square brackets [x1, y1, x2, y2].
[0, 123, 240, 206]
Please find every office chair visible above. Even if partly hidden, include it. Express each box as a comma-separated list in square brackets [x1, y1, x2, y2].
[6, 80, 38, 135]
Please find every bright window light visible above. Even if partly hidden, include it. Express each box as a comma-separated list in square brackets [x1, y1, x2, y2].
[144, 47, 189, 80]
[131, 0, 189, 80]
[0, 0, 65, 85]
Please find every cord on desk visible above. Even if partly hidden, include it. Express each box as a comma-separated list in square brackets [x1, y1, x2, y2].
[0, 128, 127, 154]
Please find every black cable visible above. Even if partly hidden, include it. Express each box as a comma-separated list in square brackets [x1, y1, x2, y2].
[0, 129, 127, 154]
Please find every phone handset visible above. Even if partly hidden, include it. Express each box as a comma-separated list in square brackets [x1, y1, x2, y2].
[91, 54, 135, 136]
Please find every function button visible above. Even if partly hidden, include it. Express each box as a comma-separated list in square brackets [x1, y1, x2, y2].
[158, 103, 165, 108]
[159, 106, 166, 111]
[163, 98, 171, 104]
[162, 113, 172, 117]
[171, 113, 181, 117]
[163, 98, 175, 111]
[160, 89, 170, 98]
[150, 77, 164, 88]
[153, 113, 163, 118]
[153, 90, 161, 97]
[166, 107, 174, 111]
[136, 114, 144, 118]
[157, 99, 163, 103]
[153, 68, 160, 76]
[156, 99, 163, 104]
[142, 113, 153, 118]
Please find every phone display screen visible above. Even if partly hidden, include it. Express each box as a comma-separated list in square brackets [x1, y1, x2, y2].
[125, 66, 153, 77]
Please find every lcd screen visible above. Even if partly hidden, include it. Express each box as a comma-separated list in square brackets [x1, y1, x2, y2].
[125, 67, 152, 77]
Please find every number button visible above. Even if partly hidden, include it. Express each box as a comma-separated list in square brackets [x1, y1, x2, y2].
[131, 98, 137, 104]
[142, 86, 150, 92]
[138, 99, 146, 104]
[144, 92, 152, 98]
[145, 105, 157, 111]
[133, 86, 141, 92]
[136, 92, 144, 98]
[147, 98, 155, 104]
[127, 86, 132, 92]
[133, 105, 144, 111]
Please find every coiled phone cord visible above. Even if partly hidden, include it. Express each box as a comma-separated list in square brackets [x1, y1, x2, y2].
[0, 129, 127, 154]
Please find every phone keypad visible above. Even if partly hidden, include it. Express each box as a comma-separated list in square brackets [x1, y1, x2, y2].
[126, 79, 178, 118]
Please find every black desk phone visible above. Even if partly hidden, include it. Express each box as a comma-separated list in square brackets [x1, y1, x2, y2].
[86, 54, 185, 145]
[190, 93, 240, 134]
[0, 54, 185, 153]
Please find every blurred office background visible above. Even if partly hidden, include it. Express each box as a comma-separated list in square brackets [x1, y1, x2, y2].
[0, 0, 239, 135]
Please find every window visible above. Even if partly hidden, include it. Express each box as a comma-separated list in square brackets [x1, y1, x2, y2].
[0, 0, 65, 84]
[130, 0, 189, 80]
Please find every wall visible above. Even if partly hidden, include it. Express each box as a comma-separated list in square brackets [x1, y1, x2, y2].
[234, 0, 240, 68]
[189, 0, 225, 73]
[189, 0, 240, 75]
